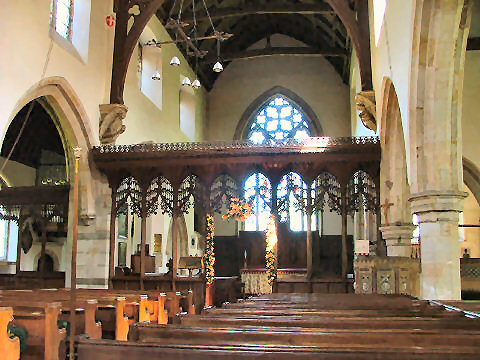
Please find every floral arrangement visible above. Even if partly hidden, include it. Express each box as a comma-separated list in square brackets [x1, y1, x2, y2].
[222, 198, 252, 222]
[204, 213, 215, 286]
[265, 215, 277, 286]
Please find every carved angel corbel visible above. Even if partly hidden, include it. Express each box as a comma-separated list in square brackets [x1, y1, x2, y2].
[355, 90, 377, 132]
[99, 104, 128, 144]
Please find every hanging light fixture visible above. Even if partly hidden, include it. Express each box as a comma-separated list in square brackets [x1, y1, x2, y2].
[144, 0, 232, 84]
[152, 42, 162, 80]
[152, 71, 161, 80]
[213, 61, 223, 73]
[192, 79, 201, 89]
[170, 56, 180, 66]
[181, 76, 192, 86]
[212, 38, 223, 73]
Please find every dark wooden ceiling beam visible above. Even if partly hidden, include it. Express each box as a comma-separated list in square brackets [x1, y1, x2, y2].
[182, 3, 334, 21]
[324, 0, 372, 90]
[203, 46, 347, 63]
[110, 0, 165, 104]
[467, 37, 480, 50]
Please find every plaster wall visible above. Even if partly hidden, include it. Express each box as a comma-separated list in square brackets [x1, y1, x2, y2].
[349, 51, 374, 137]
[462, 51, 480, 170]
[369, 0, 414, 179]
[0, 2, 208, 284]
[207, 34, 351, 140]
[0, 158, 36, 187]
[461, 185, 480, 258]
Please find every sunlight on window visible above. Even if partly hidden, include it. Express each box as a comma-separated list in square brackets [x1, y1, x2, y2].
[374, 0, 387, 46]
[246, 96, 311, 144]
[243, 96, 314, 230]
[51, 0, 74, 40]
[244, 173, 271, 231]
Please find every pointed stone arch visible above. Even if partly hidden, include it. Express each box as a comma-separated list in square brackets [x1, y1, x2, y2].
[4, 76, 97, 216]
[233, 86, 323, 140]
[379, 78, 410, 225]
[463, 157, 480, 205]
[408, 0, 473, 300]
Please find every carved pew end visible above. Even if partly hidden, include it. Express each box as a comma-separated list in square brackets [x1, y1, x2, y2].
[0, 307, 20, 360]
[115, 297, 129, 341]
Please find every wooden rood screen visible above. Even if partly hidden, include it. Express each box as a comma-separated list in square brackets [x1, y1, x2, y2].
[91, 137, 381, 288]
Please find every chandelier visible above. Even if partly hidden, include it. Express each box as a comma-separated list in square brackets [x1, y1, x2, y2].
[144, 0, 233, 89]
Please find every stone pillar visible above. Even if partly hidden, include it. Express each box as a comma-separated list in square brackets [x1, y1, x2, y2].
[409, 191, 467, 300]
[380, 224, 415, 257]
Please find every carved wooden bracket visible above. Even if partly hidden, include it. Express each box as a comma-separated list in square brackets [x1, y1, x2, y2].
[325, 0, 373, 90]
[110, 0, 165, 105]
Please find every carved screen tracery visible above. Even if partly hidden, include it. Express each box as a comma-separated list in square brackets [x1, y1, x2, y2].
[158, 176, 174, 216]
[244, 173, 271, 231]
[346, 170, 377, 215]
[313, 172, 342, 215]
[209, 174, 239, 214]
[178, 175, 198, 215]
[116, 176, 141, 217]
[277, 172, 312, 231]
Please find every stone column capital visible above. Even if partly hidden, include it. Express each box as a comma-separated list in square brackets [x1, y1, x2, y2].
[408, 190, 467, 216]
[379, 224, 416, 240]
[379, 224, 415, 258]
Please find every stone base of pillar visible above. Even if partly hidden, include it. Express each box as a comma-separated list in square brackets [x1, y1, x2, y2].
[354, 256, 420, 297]
[409, 190, 467, 300]
[380, 224, 416, 257]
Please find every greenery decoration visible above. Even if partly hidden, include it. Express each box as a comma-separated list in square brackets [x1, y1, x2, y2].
[265, 215, 277, 285]
[204, 213, 215, 286]
[222, 198, 252, 222]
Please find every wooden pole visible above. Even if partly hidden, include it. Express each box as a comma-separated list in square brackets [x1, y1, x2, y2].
[108, 189, 117, 288]
[40, 221, 47, 273]
[172, 214, 177, 292]
[16, 224, 21, 275]
[270, 187, 279, 275]
[306, 190, 313, 279]
[341, 187, 348, 279]
[69, 147, 81, 359]
[40, 220, 47, 287]
[140, 194, 147, 291]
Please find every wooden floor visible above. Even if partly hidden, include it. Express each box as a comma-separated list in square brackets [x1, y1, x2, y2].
[73, 293, 480, 359]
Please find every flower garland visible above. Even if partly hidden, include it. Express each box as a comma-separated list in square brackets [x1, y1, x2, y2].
[265, 215, 277, 286]
[204, 213, 215, 286]
[222, 198, 252, 222]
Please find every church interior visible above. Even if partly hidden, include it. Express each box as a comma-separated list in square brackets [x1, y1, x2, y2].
[0, 0, 479, 359]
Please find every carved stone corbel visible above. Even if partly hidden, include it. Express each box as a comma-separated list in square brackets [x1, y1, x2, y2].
[355, 90, 377, 131]
[99, 104, 127, 144]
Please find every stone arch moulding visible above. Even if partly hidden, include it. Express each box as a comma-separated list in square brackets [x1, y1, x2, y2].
[4, 76, 97, 217]
[408, 0, 473, 194]
[33, 249, 60, 273]
[463, 157, 480, 205]
[233, 86, 324, 140]
[378, 77, 410, 224]
[167, 214, 189, 266]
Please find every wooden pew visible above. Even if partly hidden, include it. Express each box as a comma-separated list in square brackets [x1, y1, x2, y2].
[131, 322, 480, 347]
[0, 307, 20, 360]
[12, 303, 66, 360]
[71, 336, 480, 360]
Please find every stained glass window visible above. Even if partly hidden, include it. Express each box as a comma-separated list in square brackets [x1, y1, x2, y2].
[277, 172, 317, 231]
[243, 95, 313, 231]
[244, 173, 271, 231]
[246, 96, 311, 144]
[51, 0, 74, 40]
